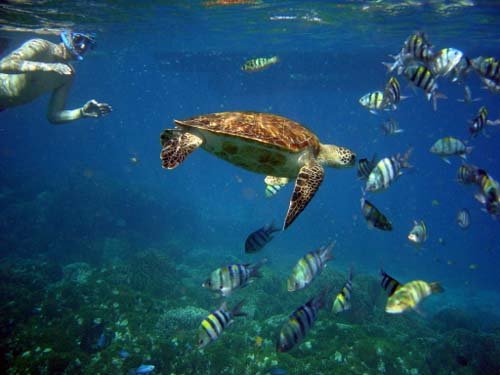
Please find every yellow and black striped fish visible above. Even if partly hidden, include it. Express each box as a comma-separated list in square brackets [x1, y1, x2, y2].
[365, 148, 412, 192]
[264, 176, 289, 198]
[202, 259, 267, 296]
[198, 300, 246, 348]
[287, 242, 335, 291]
[404, 64, 445, 111]
[470, 56, 500, 84]
[332, 268, 353, 314]
[380, 269, 402, 297]
[386, 280, 443, 314]
[381, 118, 403, 136]
[456, 209, 471, 229]
[408, 220, 427, 246]
[402, 31, 434, 62]
[277, 288, 328, 352]
[382, 77, 402, 110]
[469, 106, 488, 137]
[245, 223, 280, 253]
[429, 137, 472, 161]
[241, 56, 279, 72]
[474, 170, 500, 216]
[357, 154, 377, 180]
[361, 197, 392, 231]
[359, 91, 385, 113]
[457, 163, 480, 185]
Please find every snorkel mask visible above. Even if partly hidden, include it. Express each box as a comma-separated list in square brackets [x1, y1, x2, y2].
[60, 30, 96, 61]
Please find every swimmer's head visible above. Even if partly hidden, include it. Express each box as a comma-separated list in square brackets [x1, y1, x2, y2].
[60, 30, 96, 60]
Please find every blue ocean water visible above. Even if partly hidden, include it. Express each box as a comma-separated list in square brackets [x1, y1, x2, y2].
[1, 1, 500, 374]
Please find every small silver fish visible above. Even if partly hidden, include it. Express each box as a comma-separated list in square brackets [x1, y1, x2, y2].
[456, 209, 470, 229]
[408, 220, 427, 246]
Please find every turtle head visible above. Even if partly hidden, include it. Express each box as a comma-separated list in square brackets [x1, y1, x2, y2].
[318, 144, 356, 168]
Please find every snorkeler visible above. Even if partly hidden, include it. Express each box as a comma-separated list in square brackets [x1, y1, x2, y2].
[0, 30, 112, 124]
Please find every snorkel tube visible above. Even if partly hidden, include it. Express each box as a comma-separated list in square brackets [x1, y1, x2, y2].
[60, 30, 95, 61]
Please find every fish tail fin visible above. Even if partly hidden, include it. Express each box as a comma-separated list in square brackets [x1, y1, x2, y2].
[382, 61, 396, 73]
[314, 286, 331, 310]
[348, 265, 354, 282]
[231, 300, 247, 318]
[268, 220, 281, 234]
[430, 282, 444, 294]
[431, 91, 447, 111]
[249, 258, 268, 278]
[399, 147, 413, 169]
[321, 241, 336, 262]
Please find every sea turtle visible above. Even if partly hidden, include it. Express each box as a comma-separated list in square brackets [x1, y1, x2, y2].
[160, 111, 356, 229]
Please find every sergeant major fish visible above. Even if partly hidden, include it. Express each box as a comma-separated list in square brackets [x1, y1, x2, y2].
[429, 48, 463, 77]
[468, 106, 500, 137]
[264, 175, 289, 198]
[202, 259, 267, 296]
[381, 118, 404, 135]
[429, 136, 472, 163]
[361, 196, 392, 231]
[357, 154, 377, 180]
[380, 269, 402, 297]
[332, 268, 353, 314]
[382, 77, 405, 110]
[403, 64, 446, 111]
[242, 56, 279, 72]
[287, 242, 334, 291]
[386, 280, 443, 314]
[457, 163, 480, 185]
[359, 91, 385, 114]
[245, 222, 281, 253]
[365, 148, 412, 192]
[456, 209, 471, 229]
[277, 288, 329, 352]
[198, 300, 246, 348]
[408, 220, 427, 246]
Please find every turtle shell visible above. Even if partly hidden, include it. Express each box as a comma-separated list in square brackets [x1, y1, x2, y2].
[174, 111, 320, 154]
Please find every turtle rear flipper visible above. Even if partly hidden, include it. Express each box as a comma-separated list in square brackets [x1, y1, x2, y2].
[160, 130, 202, 169]
[284, 162, 324, 229]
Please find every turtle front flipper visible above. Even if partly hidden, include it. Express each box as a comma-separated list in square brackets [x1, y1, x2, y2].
[283, 162, 324, 229]
[160, 130, 203, 169]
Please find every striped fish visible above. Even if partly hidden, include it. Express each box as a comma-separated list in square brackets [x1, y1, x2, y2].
[383, 32, 434, 74]
[456, 209, 471, 229]
[470, 56, 500, 84]
[386, 280, 443, 314]
[245, 222, 280, 253]
[197, 300, 246, 348]
[287, 242, 334, 291]
[403, 64, 445, 111]
[365, 148, 412, 192]
[429, 48, 463, 77]
[469, 106, 495, 137]
[357, 154, 377, 180]
[241, 56, 279, 72]
[359, 91, 385, 114]
[202, 259, 267, 296]
[457, 163, 480, 185]
[429, 136, 472, 162]
[332, 268, 353, 314]
[382, 77, 403, 110]
[474, 170, 500, 216]
[264, 176, 289, 198]
[381, 118, 403, 136]
[380, 269, 402, 297]
[360, 197, 392, 231]
[481, 76, 500, 94]
[408, 220, 427, 246]
[277, 288, 328, 352]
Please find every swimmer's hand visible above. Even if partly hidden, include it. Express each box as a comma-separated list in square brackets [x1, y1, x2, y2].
[81, 100, 113, 118]
[51, 63, 73, 75]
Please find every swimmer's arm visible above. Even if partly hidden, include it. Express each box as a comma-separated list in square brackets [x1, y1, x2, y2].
[47, 81, 112, 124]
[0, 39, 67, 74]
